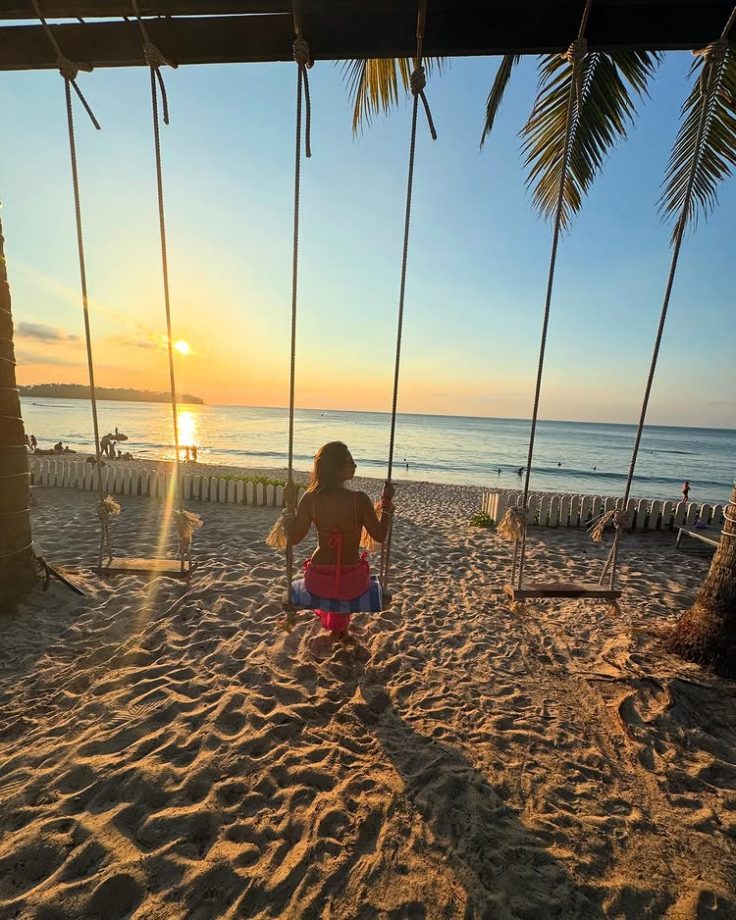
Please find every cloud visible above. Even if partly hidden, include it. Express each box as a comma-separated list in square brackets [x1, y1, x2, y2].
[15, 322, 80, 344]
[15, 350, 84, 367]
[104, 333, 158, 350]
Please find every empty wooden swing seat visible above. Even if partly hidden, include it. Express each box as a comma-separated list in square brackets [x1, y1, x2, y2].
[504, 581, 622, 602]
[97, 557, 191, 578]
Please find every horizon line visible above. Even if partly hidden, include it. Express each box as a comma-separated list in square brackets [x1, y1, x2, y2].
[20, 394, 736, 433]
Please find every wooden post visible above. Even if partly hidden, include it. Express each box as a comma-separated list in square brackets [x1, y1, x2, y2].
[0, 216, 35, 597]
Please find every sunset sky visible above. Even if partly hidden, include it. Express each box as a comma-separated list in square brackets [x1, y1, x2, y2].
[2, 52, 734, 427]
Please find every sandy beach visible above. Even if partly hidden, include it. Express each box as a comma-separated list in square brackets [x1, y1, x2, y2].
[2, 473, 736, 919]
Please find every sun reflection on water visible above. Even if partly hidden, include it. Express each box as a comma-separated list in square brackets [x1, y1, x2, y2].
[178, 410, 197, 451]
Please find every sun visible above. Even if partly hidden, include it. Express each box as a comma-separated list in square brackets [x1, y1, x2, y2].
[174, 339, 191, 356]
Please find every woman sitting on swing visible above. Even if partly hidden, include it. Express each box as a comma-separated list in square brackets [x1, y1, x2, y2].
[288, 441, 395, 635]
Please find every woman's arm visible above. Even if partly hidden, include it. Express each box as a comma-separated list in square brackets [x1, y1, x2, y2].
[358, 488, 394, 543]
[289, 491, 313, 545]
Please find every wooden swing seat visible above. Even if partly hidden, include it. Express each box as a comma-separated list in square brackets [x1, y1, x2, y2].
[504, 582, 621, 602]
[97, 557, 191, 577]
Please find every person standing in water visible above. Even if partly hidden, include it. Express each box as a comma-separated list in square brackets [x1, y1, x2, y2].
[682, 480, 691, 502]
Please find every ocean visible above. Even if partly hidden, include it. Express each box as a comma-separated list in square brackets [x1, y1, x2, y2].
[20, 398, 735, 506]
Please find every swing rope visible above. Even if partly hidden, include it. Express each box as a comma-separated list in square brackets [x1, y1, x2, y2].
[283, 1, 313, 612]
[31, 1, 112, 569]
[599, 3, 736, 589]
[510, 0, 592, 590]
[130, 2, 203, 559]
[379, 0, 437, 594]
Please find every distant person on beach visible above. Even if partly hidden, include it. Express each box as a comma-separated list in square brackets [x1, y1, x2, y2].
[593, 466, 597, 471]
[497, 467, 502, 476]
[682, 480, 691, 502]
[184, 446, 191, 462]
[557, 461, 562, 467]
[192, 446, 198, 462]
[285, 441, 394, 637]
[30, 434, 37, 451]
[517, 467, 524, 477]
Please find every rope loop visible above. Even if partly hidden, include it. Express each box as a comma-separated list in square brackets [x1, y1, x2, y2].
[409, 65, 438, 141]
[143, 40, 168, 69]
[57, 56, 78, 82]
[293, 36, 312, 69]
[410, 65, 426, 96]
[293, 38, 312, 159]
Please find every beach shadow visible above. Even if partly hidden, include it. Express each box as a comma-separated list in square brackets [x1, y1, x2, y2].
[368, 692, 606, 918]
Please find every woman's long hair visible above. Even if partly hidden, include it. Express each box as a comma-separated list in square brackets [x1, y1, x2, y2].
[306, 441, 350, 494]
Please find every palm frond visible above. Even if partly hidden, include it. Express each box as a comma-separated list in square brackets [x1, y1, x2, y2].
[341, 57, 446, 134]
[659, 44, 736, 243]
[480, 54, 521, 148]
[521, 50, 661, 227]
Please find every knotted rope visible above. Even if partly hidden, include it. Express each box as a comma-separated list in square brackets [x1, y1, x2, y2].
[175, 509, 203, 567]
[131, 0, 176, 124]
[130, 0, 201, 568]
[281, 3, 313, 617]
[380, 0, 438, 594]
[497, 505, 527, 543]
[31, 0, 100, 130]
[99, 494, 121, 565]
[31, 0, 110, 568]
[600, 2, 736, 589]
[515, 0, 591, 590]
[293, 36, 312, 159]
[588, 508, 628, 543]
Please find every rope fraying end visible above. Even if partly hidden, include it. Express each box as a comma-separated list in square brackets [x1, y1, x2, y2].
[497, 505, 527, 543]
[588, 508, 628, 543]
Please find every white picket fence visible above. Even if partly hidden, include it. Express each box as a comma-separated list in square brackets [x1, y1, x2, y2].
[482, 489, 725, 532]
[30, 458, 299, 508]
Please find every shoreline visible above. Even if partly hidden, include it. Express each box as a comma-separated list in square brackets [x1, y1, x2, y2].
[27, 453, 731, 511]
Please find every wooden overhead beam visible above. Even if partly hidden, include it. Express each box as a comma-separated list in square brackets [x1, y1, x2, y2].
[0, 0, 291, 15]
[0, 1, 732, 71]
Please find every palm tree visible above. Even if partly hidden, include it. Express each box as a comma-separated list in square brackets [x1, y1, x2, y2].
[344, 49, 661, 225]
[663, 31, 736, 676]
[344, 18, 736, 676]
[670, 484, 736, 678]
[341, 57, 445, 134]
[0, 213, 35, 601]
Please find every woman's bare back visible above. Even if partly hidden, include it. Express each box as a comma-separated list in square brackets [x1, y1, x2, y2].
[310, 489, 363, 565]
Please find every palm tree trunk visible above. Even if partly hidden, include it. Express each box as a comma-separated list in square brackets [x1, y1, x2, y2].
[668, 482, 736, 677]
[0, 216, 35, 599]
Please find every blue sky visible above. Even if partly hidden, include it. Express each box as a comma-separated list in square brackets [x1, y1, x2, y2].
[1, 50, 734, 427]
